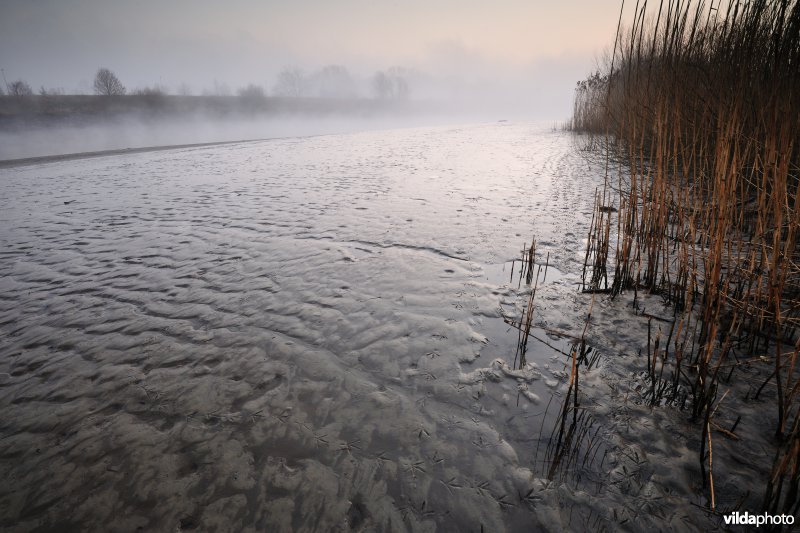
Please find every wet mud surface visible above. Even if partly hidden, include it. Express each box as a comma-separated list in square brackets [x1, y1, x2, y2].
[0, 123, 723, 531]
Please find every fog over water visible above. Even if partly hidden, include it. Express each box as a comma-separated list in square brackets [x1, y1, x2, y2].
[0, 1, 629, 160]
[0, 110, 474, 161]
[0, 1, 623, 117]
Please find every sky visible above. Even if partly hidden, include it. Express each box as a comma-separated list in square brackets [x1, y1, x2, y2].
[0, 0, 625, 119]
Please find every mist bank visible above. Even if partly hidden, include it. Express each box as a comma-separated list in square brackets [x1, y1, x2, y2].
[0, 94, 426, 126]
[0, 94, 523, 160]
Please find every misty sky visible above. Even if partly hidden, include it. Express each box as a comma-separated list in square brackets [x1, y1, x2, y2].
[0, 0, 624, 119]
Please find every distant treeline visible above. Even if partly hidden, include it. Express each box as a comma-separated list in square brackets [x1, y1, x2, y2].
[1, 65, 416, 101]
[0, 94, 421, 129]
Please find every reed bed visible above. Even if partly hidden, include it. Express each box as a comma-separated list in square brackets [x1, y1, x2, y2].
[571, 0, 800, 516]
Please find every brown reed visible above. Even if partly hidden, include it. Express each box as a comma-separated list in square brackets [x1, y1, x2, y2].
[572, 0, 800, 514]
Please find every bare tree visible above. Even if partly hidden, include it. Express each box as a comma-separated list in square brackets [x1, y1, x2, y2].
[130, 85, 167, 108]
[310, 65, 356, 98]
[238, 83, 266, 99]
[387, 67, 410, 100]
[372, 71, 392, 99]
[211, 79, 231, 96]
[273, 67, 307, 97]
[131, 85, 166, 96]
[93, 68, 126, 95]
[39, 86, 65, 96]
[8, 80, 33, 96]
[372, 68, 411, 100]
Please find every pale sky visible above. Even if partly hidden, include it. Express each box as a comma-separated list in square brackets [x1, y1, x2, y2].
[0, 0, 625, 118]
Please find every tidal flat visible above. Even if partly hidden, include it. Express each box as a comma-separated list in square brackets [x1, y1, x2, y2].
[0, 123, 731, 531]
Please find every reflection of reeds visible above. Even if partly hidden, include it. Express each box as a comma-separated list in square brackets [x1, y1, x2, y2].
[508, 241, 559, 369]
[572, 0, 800, 513]
[533, 289, 604, 488]
[510, 239, 545, 369]
[538, 340, 605, 488]
[543, 389, 603, 484]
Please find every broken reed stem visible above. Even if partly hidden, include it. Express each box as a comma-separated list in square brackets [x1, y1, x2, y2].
[707, 420, 715, 511]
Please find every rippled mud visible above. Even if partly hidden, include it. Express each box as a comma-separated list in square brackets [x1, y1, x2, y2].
[1, 124, 717, 532]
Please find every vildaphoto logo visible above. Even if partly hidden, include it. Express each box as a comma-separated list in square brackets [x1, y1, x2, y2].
[723, 511, 795, 527]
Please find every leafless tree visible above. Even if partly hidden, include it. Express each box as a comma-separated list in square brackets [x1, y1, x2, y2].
[93, 68, 126, 95]
[131, 85, 166, 96]
[238, 83, 266, 100]
[210, 79, 231, 96]
[8, 80, 33, 96]
[372, 68, 411, 100]
[273, 67, 307, 97]
[237, 83, 267, 107]
[39, 86, 65, 96]
[130, 85, 167, 108]
[372, 71, 393, 99]
[310, 65, 356, 98]
[387, 67, 410, 100]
